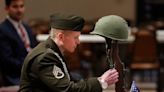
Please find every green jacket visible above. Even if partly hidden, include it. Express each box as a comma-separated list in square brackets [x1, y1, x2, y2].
[19, 37, 102, 92]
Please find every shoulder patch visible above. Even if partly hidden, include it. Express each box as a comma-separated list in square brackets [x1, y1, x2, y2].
[52, 65, 64, 79]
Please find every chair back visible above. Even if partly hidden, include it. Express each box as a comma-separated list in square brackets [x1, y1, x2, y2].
[131, 29, 159, 69]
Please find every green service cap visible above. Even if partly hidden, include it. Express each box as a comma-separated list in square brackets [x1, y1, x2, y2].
[50, 13, 85, 31]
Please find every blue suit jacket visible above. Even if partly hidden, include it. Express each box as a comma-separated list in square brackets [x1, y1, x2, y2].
[0, 19, 37, 86]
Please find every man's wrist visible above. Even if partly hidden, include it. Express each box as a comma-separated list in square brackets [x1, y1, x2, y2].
[97, 77, 108, 89]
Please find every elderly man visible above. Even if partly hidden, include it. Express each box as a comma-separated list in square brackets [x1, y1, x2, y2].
[19, 13, 118, 92]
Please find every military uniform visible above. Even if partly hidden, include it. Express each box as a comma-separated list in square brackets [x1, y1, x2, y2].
[19, 38, 102, 92]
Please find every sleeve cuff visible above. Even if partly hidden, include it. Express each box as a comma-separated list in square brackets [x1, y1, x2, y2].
[97, 77, 108, 89]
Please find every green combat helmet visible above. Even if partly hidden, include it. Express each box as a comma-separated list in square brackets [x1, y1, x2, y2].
[91, 15, 129, 41]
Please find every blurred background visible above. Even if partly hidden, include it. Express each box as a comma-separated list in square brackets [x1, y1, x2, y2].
[1, 0, 164, 92]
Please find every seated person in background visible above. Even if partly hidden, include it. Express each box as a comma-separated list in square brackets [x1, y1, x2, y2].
[0, 0, 37, 87]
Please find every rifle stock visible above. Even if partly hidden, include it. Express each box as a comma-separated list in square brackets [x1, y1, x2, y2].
[106, 38, 127, 92]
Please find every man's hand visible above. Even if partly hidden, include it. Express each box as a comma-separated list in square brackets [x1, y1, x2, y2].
[98, 68, 119, 88]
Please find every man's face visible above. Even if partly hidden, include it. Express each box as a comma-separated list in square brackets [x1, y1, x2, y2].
[5, 0, 25, 22]
[62, 31, 81, 53]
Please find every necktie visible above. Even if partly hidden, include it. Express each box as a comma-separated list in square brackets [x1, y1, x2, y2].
[18, 24, 31, 52]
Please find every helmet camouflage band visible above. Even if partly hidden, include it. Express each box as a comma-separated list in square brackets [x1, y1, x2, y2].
[91, 15, 129, 41]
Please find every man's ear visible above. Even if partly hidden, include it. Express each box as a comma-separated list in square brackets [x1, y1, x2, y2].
[58, 32, 64, 41]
